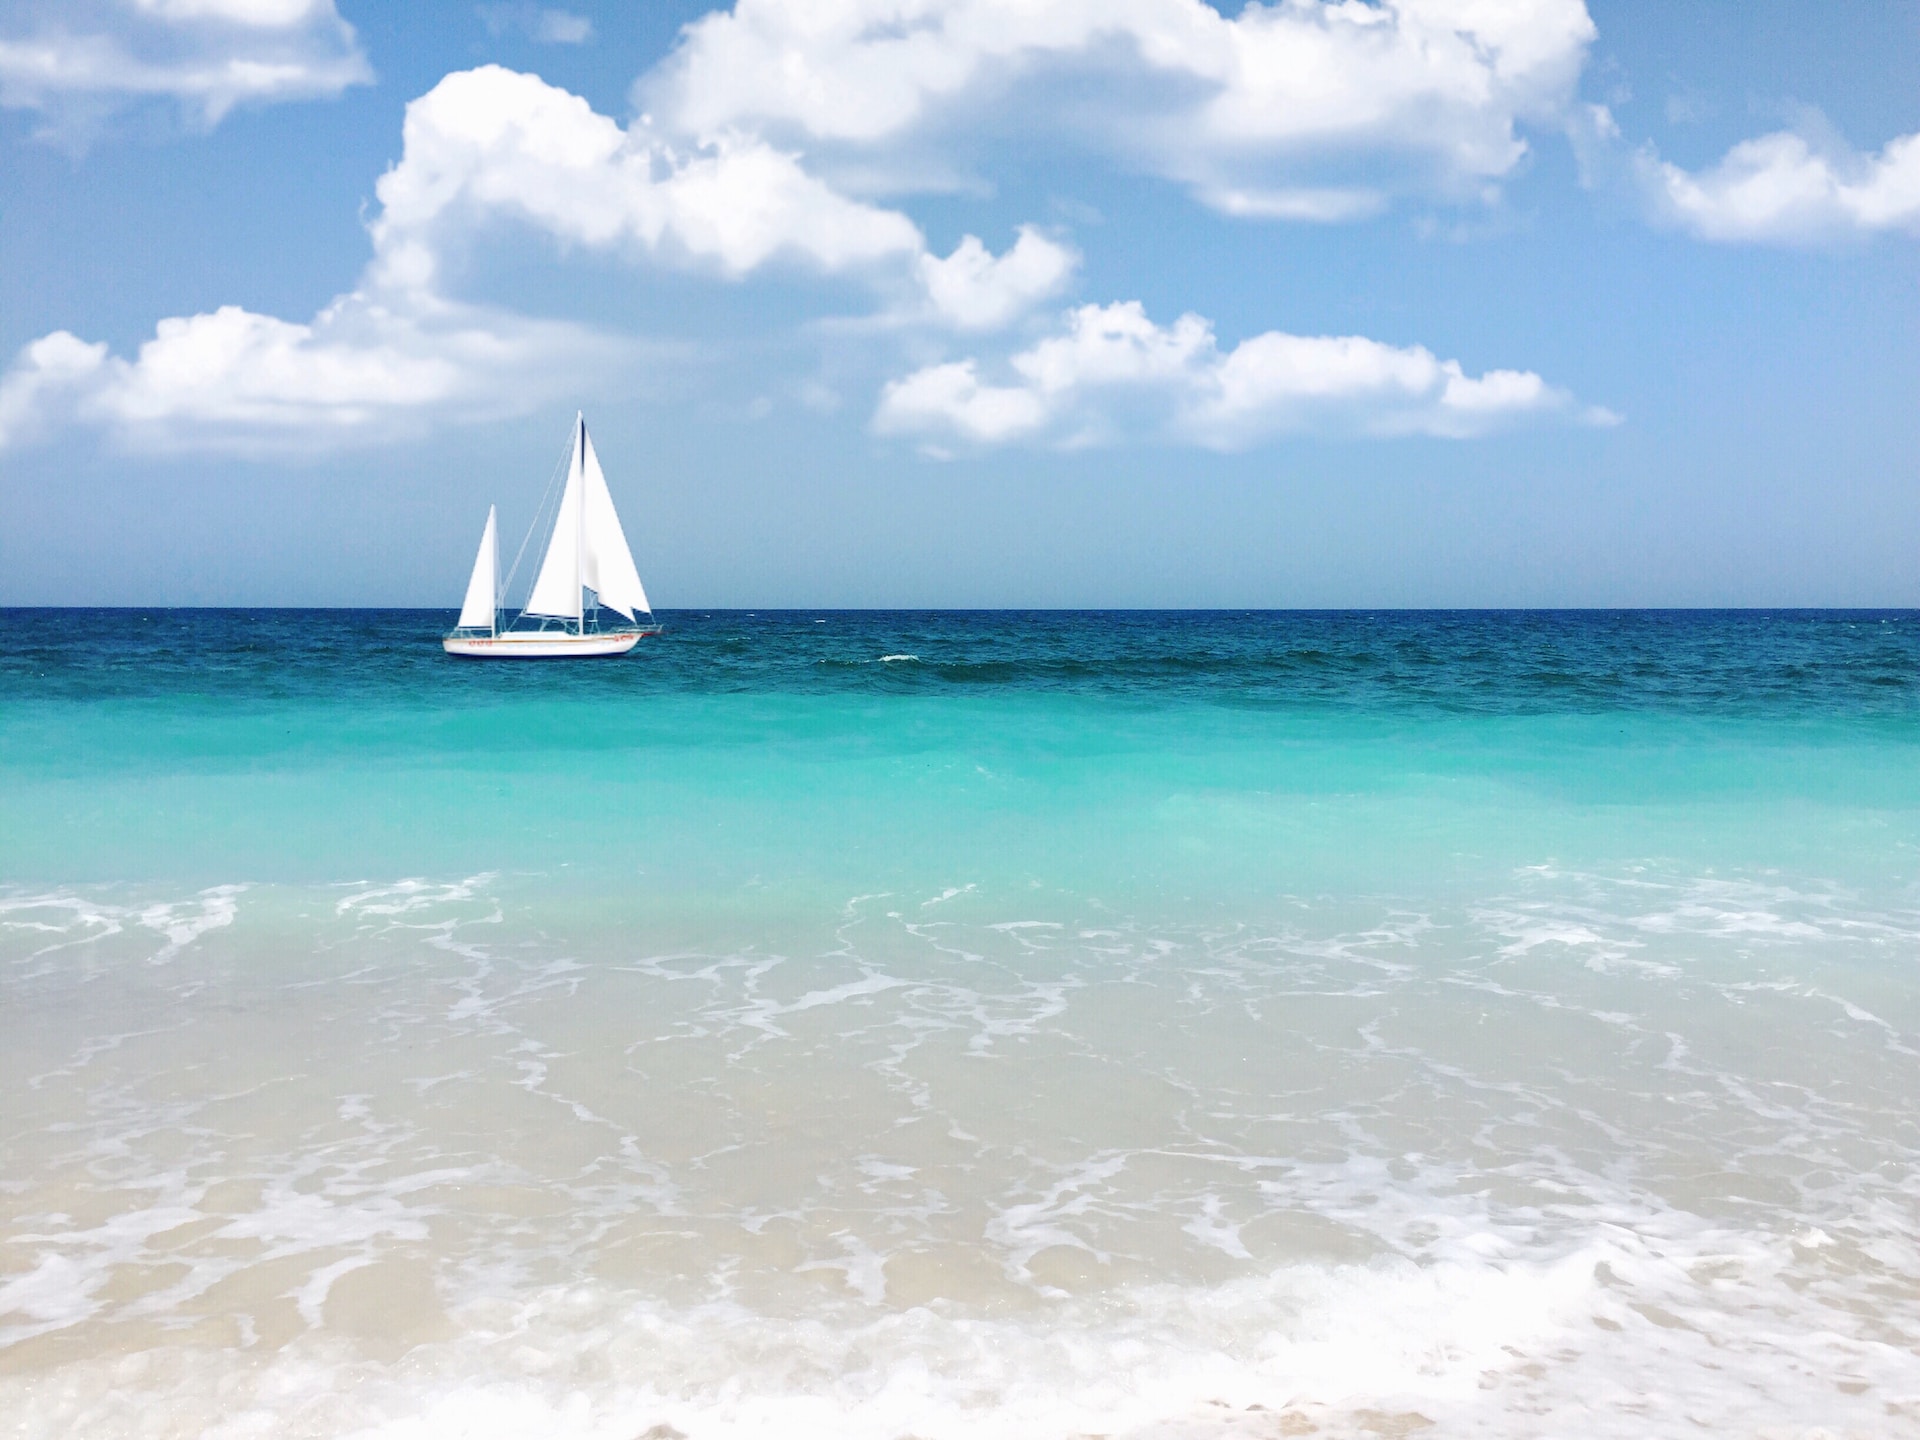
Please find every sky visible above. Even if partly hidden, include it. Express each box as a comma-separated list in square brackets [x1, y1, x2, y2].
[0, 0, 1915, 608]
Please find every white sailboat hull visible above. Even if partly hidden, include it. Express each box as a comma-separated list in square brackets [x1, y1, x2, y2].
[442, 631, 654, 659]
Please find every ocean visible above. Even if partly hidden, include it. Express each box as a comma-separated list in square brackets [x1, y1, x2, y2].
[2, 608, 1917, 1438]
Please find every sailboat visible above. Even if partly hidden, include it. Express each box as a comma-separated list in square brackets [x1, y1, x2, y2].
[443, 413, 661, 658]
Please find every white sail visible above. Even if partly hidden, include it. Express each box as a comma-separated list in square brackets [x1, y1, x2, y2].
[522, 423, 585, 619]
[578, 427, 652, 620]
[456, 505, 497, 631]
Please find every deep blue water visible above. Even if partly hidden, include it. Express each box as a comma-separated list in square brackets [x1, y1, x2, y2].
[5, 608, 1915, 712]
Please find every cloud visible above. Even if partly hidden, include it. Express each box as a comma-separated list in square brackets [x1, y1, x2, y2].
[874, 360, 1050, 445]
[644, 0, 1599, 218]
[367, 66, 1072, 317]
[477, 5, 595, 46]
[0, 66, 1066, 454]
[874, 301, 1607, 449]
[0, 332, 111, 451]
[0, 0, 1634, 459]
[368, 65, 928, 292]
[0, 296, 628, 455]
[917, 227, 1077, 331]
[0, 0, 369, 139]
[1638, 128, 1920, 244]
[130, 0, 333, 22]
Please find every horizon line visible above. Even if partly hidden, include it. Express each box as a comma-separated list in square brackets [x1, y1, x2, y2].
[2, 605, 1914, 616]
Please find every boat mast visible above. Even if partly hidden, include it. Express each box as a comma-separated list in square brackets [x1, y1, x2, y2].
[490, 507, 499, 639]
[575, 412, 586, 636]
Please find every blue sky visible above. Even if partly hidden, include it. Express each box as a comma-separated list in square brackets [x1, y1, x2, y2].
[1, 0, 1915, 607]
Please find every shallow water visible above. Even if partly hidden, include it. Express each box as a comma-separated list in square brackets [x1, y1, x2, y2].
[3, 610, 1917, 1438]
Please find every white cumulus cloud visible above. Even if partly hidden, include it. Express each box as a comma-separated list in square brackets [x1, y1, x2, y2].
[917, 227, 1078, 331]
[645, 0, 1599, 219]
[372, 65, 941, 291]
[875, 301, 1607, 449]
[0, 332, 112, 451]
[369, 67, 1077, 325]
[874, 360, 1050, 445]
[0, 295, 632, 455]
[1639, 128, 1920, 244]
[0, 65, 1072, 453]
[0, 0, 369, 139]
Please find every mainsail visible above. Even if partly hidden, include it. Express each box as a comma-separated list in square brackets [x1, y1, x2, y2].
[523, 429, 585, 620]
[456, 505, 497, 631]
[523, 415, 651, 623]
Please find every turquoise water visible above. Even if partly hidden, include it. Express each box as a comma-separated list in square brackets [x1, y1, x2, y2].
[3, 610, 1918, 1438]
[7, 609, 1915, 890]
